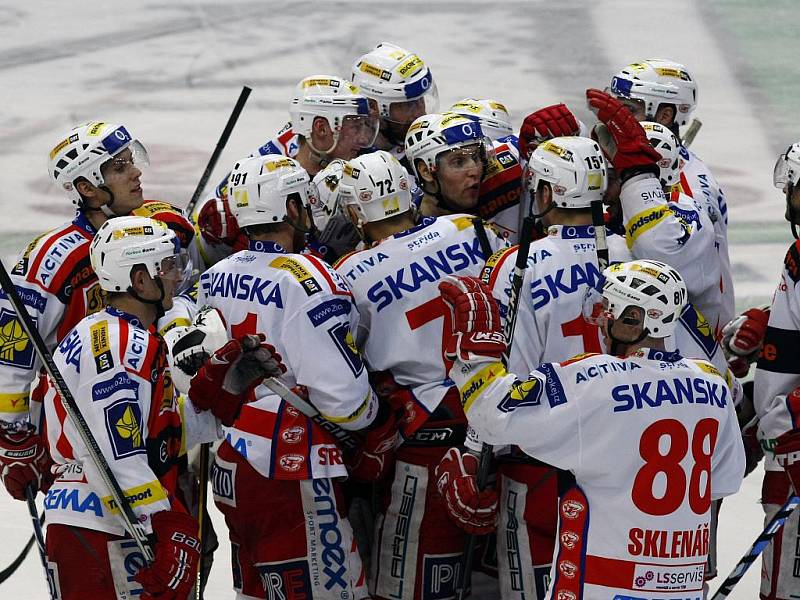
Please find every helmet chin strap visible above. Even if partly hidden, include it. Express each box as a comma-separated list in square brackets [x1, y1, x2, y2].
[98, 185, 118, 217]
[606, 318, 649, 357]
[128, 278, 166, 322]
[786, 183, 799, 240]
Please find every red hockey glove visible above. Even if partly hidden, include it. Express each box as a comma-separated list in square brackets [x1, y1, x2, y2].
[721, 308, 770, 377]
[135, 510, 200, 600]
[585, 88, 662, 173]
[189, 334, 286, 426]
[774, 428, 800, 493]
[519, 104, 580, 160]
[133, 202, 195, 250]
[197, 196, 241, 247]
[0, 425, 54, 501]
[434, 447, 497, 535]
[439, 276, 506, 364]
[346, 404, 400, 482]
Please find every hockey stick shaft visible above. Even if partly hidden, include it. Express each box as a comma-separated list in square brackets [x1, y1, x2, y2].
[591, 200, 609, 272]
[458, 216, 536, 600]
[25, 485, 48, 583]
[682, 118, 702, 149]
[185, 85, 252, 217]
[261, 379, 359, 452]
[710, 494, 800, 599]
[195, 443, 210, 600]
[0, 262, 154, 562]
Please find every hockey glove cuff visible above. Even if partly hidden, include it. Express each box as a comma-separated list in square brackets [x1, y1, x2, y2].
[0, 424, 55, 500]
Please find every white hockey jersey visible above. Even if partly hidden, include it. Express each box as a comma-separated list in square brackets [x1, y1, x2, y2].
[622, 174, 723, 336]
[679, 146, 734, 330]
[42, 307, 218, 536]
[197, 240, 376, 480]
[334, 215, 507, 434]
[754, 240, 800, 471]
[455, 349, 745, 600]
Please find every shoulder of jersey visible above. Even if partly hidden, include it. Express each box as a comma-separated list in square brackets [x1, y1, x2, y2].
[269, 253, 350, 297]
[784, 240, 800, 283]
[559, 352, 602, 367]
[687, 358, 724, 379]
[11, 221, 92, 291]
[481, 245, 517, 287]
[333, 248, 367, 271]
[257, 122, 297, 157]
[441, 213, 481, 231]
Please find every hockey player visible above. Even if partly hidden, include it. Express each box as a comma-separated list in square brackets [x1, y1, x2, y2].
[751, 140, 800, 600]
[350, 42, 439, 165]
[449, 98, 525, 242]
[0, 122, 168, 500]
[608, 59, 734, 331]
[41, 216, 259, 599]
[334, 150, 507, 600]
[195, 75, 378, 266]
[438, 259, 746, 600]
[197, 154, 380, 599]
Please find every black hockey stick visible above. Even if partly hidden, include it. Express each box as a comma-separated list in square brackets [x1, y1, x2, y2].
[184, 85, 252, 217]
[24, 485, 48, 584]
[0, 503, 44, 585]
[710, 494, 800, 599]
[590, 200, 609, 272]
[457, 216, 536, 600]
[195, 443, 210, 600]
[0, 262, 154, 562]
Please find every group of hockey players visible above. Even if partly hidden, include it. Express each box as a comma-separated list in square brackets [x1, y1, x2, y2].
[0, 40, 797, 600]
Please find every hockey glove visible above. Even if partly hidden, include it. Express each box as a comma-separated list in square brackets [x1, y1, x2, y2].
[135, 509, 200, 600]
[774, 426, 800, 493]
[164, 306, 230, 394]
[439, 276, 506, 365]
[585, 88, 662, 176]
[189, 334, 286, 426]
[721, 307, 770, 378]
[434, 447, 497, 535]
[197, 196, 241, 247]
[519, 104, 580, 160]
[346, 403, 400, 482]
[0, 424, 54, 501]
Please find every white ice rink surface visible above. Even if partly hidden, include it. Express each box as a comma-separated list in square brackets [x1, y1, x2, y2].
[1, 1, 797, 597]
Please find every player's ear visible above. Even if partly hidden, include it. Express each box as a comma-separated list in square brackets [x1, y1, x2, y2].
[416, 160, 437, 187]
[128, 264, 149, 294]
[655, 105, 676, 127]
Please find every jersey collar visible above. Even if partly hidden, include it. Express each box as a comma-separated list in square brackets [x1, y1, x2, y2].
[393, 216, 437, 240]
[547, 224, 596, 240]
[249, 240, 287, 254]
[629, 348, 683, 362]
[105, 306, 144, 329]
[73, 210, 97, 235]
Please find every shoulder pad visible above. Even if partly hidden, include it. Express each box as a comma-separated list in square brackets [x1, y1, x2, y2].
[333, 248, 363, 270]
[560, 352, 601, 367]
[689, 359, 722, 379]
[448, 215, 479, 231]
[784, 241, 800, 283]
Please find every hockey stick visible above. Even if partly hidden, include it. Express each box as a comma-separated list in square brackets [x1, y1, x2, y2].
[195, 443, 210, 600]
[24, 485, 48, 584]
[710, 494, 800, 599]
[457, 216, 536, 600]
[0, 262, 154, 562]
[682, 118, 702, 149]
[262, 379, 359, 452]
[0, 501, 44, 585]
[184, 85, 252, 217]
[591, 200, 609, 272]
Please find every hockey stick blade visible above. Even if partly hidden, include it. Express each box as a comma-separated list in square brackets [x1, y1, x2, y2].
[710, 494, 800, 599]
[682, 118, 702, 149]
[0, 510, 44, 585]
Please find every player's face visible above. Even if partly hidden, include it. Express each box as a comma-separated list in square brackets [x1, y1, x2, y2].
[100, 148, 144, 214]
[787, 185, 800, 223]
[600, 305, 646, 353]
[435, 145, 484, 210]
[386, 98, 427, 140]
[332, 115, 379, 161]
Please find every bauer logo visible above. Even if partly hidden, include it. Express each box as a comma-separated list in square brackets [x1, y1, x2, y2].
[104, 398, 145, 459]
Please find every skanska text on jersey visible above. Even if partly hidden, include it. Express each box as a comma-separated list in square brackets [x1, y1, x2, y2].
[200, 272, 283, 307]
[612, 377, 728, 412]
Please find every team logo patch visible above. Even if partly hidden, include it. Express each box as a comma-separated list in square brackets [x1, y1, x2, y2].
[560, 530, 580, 550]
[104, 399, 145, 459]
[327, 321, 364, 377]
[281, 425, 305, 444]
[279, 454, 305, 473]
[560, 499, 585, 520]
[556, 591, 577, 600]
[0, 309, 35, 368]
[84, 283, 107, 315]
[558, 560, 578, 579]
[497, 378, 543, 413]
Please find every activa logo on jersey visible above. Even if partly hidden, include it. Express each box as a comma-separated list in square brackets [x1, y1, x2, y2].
[307, 478, 349, 591]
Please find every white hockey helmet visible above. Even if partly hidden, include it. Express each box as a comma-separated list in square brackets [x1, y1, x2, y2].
[90, 216, 184, 293]
[230, 154, 314, 230]
[48, 121, 149, 205]
[310, 159, 360, 252]
[642, 121, 683, 188]
[404, 112, 494, 180]
[448, 98, 513, 141]
[526, 136, 607, 209]
[350, 42, 439, 123]
[289, 76, 378, 152]
[600, 259, 687, 338]
[773, 142, 800, 190]
[609, 59, 698, 127]
[339, 150, 413, 226]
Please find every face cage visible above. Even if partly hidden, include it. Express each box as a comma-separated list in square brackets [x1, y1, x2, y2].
[310, 113, 380, 155]
[432, 137, 495, 176]
[97, 140, 149, 187]
[384, 85, 440, 126]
